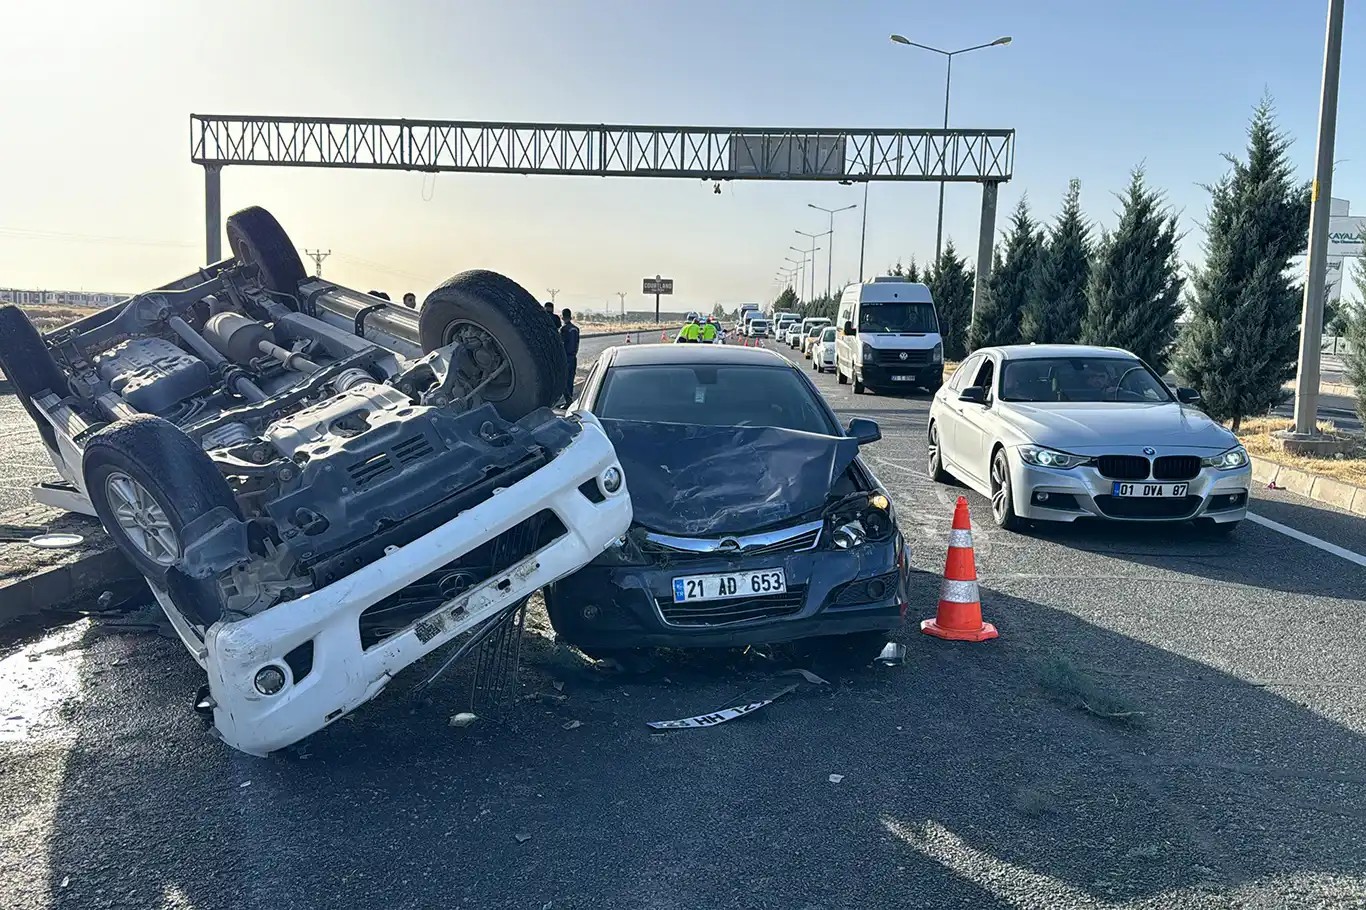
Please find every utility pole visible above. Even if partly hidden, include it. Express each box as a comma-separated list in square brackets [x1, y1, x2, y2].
[304, 249, 331, 276]
[1291, 0, 1345, 438]
[858, 182, 869, 282]
[546, 288, 560, 303]
[616, 291, 627, 321]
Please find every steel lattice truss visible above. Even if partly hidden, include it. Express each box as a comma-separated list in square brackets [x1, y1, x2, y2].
[191, 115, 1013, 183]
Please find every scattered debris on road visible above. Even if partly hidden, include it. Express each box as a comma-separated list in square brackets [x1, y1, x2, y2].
[514, 832, 532, 845]
[875, 642, 906, 666]
[448, 712, 479, 728]
[561, 719, 582, 730]
[780, 668, 830, 686]
[646, 683, 797, 730]
[828, 774, 844, 784]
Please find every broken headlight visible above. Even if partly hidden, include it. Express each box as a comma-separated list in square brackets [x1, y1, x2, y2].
[826, 493, 896, 549]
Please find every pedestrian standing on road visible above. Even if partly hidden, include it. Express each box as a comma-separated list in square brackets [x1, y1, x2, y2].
[545, 302, 561, 330]
[701, 318, 718, 343]
[402, 292, 417, 308]
[680, 317, 701, 343]
[560, 308, 580, 406]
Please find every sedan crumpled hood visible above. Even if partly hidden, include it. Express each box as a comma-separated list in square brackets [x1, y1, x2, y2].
[998, 401, 1237, 452]
[600, 419, 860, 536]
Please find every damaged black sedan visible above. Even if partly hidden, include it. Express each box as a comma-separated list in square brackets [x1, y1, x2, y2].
[546, 344, 910, 661]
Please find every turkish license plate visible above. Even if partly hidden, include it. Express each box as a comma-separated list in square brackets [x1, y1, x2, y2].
[891, 375, 916, 382]
[1112, 481, 1188, 498]
[673, 568, 786, 603]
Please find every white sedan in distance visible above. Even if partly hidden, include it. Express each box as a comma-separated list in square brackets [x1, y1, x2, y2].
[927, 345, 1251, 533]
[811, 326, 837, 373]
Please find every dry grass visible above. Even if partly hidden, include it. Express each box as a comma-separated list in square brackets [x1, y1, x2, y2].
[13, 303, 103, 333]
[1237, 416, 1366, 487]
[578, 321, 682, 335]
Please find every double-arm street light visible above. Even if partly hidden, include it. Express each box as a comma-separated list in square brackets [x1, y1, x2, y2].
[807, 203, 857, 298]
[794, 231, 826, 301]
[889, 33, 1011, 262]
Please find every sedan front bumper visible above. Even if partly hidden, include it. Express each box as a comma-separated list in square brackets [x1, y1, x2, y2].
[547, 534, 910, 650]
[1007, 451, 1251, 524]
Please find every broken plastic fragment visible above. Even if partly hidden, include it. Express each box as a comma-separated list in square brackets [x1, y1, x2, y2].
[239, 781, 252, 788]
[646, 684, 798, 730]
[875, 642, 905, 666]
[781, 668, 830, 686]
[449, 712, 479, 728]
[562, 719, 582, 730]
[828, 774, 844, 784]
[515, 832, 532, 844]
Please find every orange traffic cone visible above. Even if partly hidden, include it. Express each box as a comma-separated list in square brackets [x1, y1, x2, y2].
[921, 496, 998, 642]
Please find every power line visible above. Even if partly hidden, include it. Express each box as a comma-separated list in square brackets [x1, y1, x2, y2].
[304, 249, 331, 277]
[0, 226, 195, 249]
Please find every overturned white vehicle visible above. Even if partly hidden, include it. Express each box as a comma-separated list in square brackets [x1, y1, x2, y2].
[0, 207, 631, 755]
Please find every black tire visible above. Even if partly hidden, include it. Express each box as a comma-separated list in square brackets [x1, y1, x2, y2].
[837, 363, 848, 385]
[418, 270, 565, 420]
[853, 373, 866, 395]
[990, 448, 1023, 531]
[927, 421, 952, 483]
[225, 206, 307, 299]
[0, 305, 69, 451]
[82, 415, 241, 624]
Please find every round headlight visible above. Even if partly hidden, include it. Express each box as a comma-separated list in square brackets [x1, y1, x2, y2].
[253, 665, 287, 696]
[600, 466, 624, 495]
[869, 493, 890, 511]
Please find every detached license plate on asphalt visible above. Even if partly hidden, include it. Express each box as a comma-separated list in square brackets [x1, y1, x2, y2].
[1112, 482, 1188, 498]
[673, 569, 786, 603]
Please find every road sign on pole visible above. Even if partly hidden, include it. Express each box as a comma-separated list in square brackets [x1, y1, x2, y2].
[643, 275, 673, 323]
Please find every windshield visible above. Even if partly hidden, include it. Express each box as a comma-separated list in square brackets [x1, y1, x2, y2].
[820, 327, 836, 342]
[858, 302, 938, 333]
[805, 323, 827, 337]
[999, 357, 1174, 403]
[594, 364, 836, 434]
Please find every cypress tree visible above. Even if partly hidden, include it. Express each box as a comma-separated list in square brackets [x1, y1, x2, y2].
[1176, 101, 1311, 429]
[926, 239, 974, 360]
[1022, 179, 1092, 344]
[1081, 169, 1184, 374]
[968, 198, 1043, 350]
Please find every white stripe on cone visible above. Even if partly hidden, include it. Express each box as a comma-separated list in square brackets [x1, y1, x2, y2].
[940, 578, 980, 603]
[947, 529, 973, 549]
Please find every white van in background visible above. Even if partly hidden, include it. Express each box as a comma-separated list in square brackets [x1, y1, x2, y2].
[834, 278, 943, 394]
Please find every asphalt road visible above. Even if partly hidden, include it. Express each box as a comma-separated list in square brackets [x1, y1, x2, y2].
[2, 340, 1365, 909]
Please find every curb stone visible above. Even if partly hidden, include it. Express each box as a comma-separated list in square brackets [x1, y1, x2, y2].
[1250, 455, 1366, 518]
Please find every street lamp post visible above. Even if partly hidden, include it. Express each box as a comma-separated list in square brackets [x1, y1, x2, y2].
[1291, 0, 1346, 438]
[795, 231, 826, 302]
[784, 255, 806, 302]
[808, 203, 857, 297]
[890, 33, 1011, 262]
[858, 182, 869, 282]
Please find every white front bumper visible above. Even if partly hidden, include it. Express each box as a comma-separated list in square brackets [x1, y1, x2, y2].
[162, 413, 631, 756]
[1008, 453, 1251, 524]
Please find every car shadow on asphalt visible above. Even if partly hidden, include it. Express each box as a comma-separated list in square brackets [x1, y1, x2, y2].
[1016, 505, 1366, 601]
[22, 584, 1366, 909]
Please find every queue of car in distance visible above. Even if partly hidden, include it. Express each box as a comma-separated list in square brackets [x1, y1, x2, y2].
[812, 326, 837, 373]
[926, 344, 1251, 533]
[547, 342, 909, 662]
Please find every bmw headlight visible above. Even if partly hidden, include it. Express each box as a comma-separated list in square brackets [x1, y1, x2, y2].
[1017, 445, 1091, 469]
[1201, 446, 1249, 470]
[861, 342, 874, 363]
[931, 342, 943, 364]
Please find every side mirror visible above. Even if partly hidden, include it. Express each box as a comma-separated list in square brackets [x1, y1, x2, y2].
[843, 322, 857, 336]
[1177, 387, 1201, 404]
[958, 386, 988, 405]
[847, 417, 882, 445]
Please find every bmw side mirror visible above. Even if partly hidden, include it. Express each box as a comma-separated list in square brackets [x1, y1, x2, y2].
[958, 386, 987, 405]
[1177, 387, 1202, 404]
[847, 417, 882, 445]
[844, 321, 857, 336]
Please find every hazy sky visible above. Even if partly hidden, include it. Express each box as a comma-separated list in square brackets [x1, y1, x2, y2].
[2, 0, 1363, 313]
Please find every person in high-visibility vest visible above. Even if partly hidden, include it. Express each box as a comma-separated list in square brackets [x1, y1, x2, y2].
[679, 319, 701, 342]
[700, 319, 718, 343]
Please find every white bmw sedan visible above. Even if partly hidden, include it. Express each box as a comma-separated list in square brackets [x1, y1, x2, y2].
[927, 345, 1252, 533]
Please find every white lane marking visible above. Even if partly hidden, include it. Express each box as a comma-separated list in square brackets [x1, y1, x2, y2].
[1247, 512, 1366, 569]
